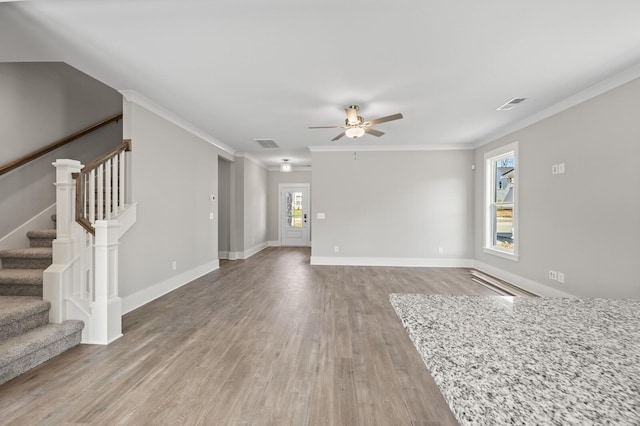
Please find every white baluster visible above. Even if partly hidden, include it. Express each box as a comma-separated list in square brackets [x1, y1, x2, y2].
[97, 164, 103, 222]
[119, 151, 125, 212]
[112, 155, 118, 216]
[105, 159, 112, 220]
[89, 169, 96, 224]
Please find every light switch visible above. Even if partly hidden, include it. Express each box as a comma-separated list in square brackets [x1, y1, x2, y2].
[558, 163, 565, 174]
[209, 212, 214, 220]
[317, 213, 326, 219]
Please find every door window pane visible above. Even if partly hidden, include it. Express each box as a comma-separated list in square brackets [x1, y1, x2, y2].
[286, 191, 303, 228]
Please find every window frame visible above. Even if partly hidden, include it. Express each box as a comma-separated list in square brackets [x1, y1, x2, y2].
[483, 141, 519, 261]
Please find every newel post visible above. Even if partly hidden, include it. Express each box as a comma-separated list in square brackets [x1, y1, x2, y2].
[93, 220, 122, 343]
[44, 159, 84, 323]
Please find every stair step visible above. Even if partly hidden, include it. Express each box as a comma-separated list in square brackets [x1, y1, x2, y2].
[0, 269, 44, 296]
[0, 248, 52, 269]
[0, 320, 84, 385]
[27, 229, 56, 248]
[0, 296, 51, 340]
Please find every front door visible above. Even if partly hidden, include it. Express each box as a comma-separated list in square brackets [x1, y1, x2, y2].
[280, 184, 309, 246]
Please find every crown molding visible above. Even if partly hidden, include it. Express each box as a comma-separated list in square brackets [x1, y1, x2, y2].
[307, 143, 473, 153]
[235, 152, 269, 169]
[473, 62, 640, 148]
[119, 90, 236, 157]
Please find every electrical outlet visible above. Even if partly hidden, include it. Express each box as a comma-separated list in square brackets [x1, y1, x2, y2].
[558, 163, 565, 174]
[557, 272, 565, 283]
[551, 164, 558, 175]
[549, 270, 557, 280]
[209, 212, 214, 220]
[438, 247, 444, 254]
[334, 246, 340, 253]
[172, 261, 177, 271]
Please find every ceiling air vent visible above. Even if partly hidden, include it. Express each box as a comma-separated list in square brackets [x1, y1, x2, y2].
[254, 139, 279, 148]
[496, 98, 527, 111]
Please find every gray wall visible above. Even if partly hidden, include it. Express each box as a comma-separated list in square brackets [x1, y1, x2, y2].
[0, 62, 122, 238]
[267, 170, 312, 242]
[218, 158, 231, 255]
[473, 77, 640, 299]
[119, 102, 222, 299]
[241, 157, 268, 251]
[311, 150, 474, 261]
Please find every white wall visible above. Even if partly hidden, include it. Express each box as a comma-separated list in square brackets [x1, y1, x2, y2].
[473, 77, 640, 299]
[0, 62, 122, 239]
[311, 150, 474, 266]
[119, 101, 223, 307]
[266, 170, 312, 242]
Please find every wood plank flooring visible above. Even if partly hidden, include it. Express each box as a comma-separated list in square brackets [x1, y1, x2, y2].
[0, 247, 498, 425]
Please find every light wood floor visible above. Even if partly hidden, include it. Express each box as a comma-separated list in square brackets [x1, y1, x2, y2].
[0, 247, 497, 425]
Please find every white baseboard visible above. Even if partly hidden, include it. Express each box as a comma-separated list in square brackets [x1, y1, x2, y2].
[310, 256, 473, 268]
[242, 242, 268, 259]
[268, 240, 281, 247]
[0, 204, 56, 251]
[224, 242, 269, 260]
[122, 259, 219, 314]
[472, 261, 575, 298]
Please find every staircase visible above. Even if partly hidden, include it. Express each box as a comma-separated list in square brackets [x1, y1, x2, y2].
[0, 221, 84, 385]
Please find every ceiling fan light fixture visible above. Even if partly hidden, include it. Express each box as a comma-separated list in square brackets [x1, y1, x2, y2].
[345, 127, 365, 139]
[280, 159, 292, 172]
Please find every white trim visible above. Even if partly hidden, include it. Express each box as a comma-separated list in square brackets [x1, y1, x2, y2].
[484, 141, 519, 260]
[235, 152, 269, 170]
[310, 256, 473, 268]
[119, 90, 235, 157]
[474, 63, 640, 148]
[0, 204, 56, 251]
[268, 240, 281, 247]
[218, 251, 230, 260]
[121, 260, 219, 314]
[473, 261, 576, 298]
[242, 241, 268, 259]
[308, 144, 472, 153]
[279, 183, 311, 247]
[483, 247, 519, 262]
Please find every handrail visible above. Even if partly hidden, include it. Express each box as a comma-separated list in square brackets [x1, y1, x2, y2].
[73, 139, 131, 235]
[0, 113, 123, 177]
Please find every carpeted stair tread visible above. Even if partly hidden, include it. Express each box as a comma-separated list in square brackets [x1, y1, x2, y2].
[0, 296, 50, 327]
[26, 229, 56, 239]
[0, 247, 52, 269]
[0, 247, 53, 258]
[0, 296, 50, 340]
[0, 269, 44, 286]
[27, 229, 57, 248]
[0, 320, 84, 385]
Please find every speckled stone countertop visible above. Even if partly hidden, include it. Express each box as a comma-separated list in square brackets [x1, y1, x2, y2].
[390, 294, 640, 425]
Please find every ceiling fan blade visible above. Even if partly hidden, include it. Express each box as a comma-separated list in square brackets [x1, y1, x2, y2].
[331, 131, 346, 141]
[308, 125, 347, 129]
[364, 127, 385, 137]
[364, 113, 403, 126]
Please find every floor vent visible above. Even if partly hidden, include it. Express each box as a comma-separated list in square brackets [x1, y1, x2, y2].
[255, 139, 279, 148]
[470, 270, 537, 297]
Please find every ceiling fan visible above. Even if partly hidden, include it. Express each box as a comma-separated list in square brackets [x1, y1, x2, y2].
[308, 105, 403, 141]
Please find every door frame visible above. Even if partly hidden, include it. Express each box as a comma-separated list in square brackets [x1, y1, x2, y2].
[278, 183, 311, 247]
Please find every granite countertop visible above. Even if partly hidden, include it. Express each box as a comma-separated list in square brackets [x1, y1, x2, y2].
[390, 294, 640, 425]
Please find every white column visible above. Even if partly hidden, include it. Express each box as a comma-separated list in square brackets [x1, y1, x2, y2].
[44, 159, 84, 323]
[92, 220, 122, 344]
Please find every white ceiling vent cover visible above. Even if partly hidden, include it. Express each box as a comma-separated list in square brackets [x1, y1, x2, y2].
[255, 139, 279, 148]
[497, 98, 527, 111]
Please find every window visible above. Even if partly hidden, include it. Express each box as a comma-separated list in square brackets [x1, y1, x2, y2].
[484, 142, 519, 260]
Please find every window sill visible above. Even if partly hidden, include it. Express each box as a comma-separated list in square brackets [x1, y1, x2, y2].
[483, 247, 519, 262]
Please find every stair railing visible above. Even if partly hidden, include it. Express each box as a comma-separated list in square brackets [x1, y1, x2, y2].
[73, 139, 131, 234]
[0, 113, 122, 177]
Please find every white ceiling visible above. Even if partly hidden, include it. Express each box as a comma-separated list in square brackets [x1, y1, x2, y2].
[3, 0, 640, 168]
